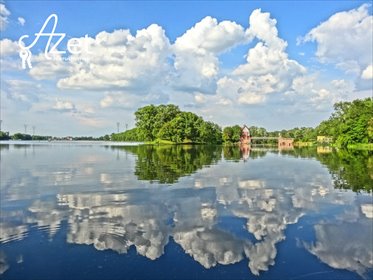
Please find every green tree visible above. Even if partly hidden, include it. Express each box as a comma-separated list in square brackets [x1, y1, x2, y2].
[316, 98, 373, 147]
[135, 104, 181, 141]
[223, 125, 241, 143]
[0, 131, 11, 140]
[12, 133, 32, 140]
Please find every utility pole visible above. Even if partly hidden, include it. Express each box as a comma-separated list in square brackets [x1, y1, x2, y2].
[24, 124, 28, 134]
[125, 123, 128, 131]
[116, 122, 120, 133]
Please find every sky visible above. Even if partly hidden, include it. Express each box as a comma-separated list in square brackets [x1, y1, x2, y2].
[0, 1, 372, 136]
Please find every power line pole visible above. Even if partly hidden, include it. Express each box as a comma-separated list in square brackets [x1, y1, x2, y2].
[125, 123, 128, 131]
[116, 122, 120, 133]
[24, 124, 28, 134]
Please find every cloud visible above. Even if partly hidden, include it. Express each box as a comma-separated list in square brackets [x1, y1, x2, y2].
[171, 16, 248, 93]
[30, 16, 247, 96]
[216, 9, 306, 105]
[0, 38, 20, 56]
[52, 100, 77, 113]
[174, 228, 248, 269]
[17, 17, 25, 26]
[0, 3, 10, 31]
[29, 53, 70, 80]
[1, 79, 42, 106]
[282, 75, 356, 112]
[305, 219, 373, 277]
[303, 4, 372, 79]
[361, 64, 373, 80]
[55, 25, 171, 91]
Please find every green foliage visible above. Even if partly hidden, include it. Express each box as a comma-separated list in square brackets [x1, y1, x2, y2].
[0, 131, 11, 140]
[157, 112, 202, 143]
[269, 127, 316, 142]
[31, 135, 52, 140]
[12, 133, 32, 140]
[223, 125, 241, 143]
[316, 98, 373, 147]
[135, 104, 181, 141]
[114, 104, 222, 144]
[111, 128, 142, 142]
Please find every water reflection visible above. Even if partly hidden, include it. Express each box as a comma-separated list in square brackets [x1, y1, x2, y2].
[114, 145, 222, 183]
[305, 207, 373, 278]
[0, 143, 372, 279]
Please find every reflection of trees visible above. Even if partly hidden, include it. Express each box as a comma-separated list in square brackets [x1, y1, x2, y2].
[115, 145, 222, 183]
[277, 148, 372, 192]
[223, 146, 242, 161]
[316, 149, 373, 192]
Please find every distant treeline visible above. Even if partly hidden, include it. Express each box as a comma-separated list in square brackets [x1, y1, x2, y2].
[0, 132, 111, 141]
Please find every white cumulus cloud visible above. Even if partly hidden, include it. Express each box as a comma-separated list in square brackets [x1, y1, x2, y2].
[216, 9, 306, 105]
[361, 64, 373, 80]
[303, 4, 372, 79]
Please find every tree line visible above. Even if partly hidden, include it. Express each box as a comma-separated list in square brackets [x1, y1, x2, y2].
[112, 98, 372, 146]
[222, 98, 372, 146]
[2, 98, 371, 147]
[0, 132, 111, 141]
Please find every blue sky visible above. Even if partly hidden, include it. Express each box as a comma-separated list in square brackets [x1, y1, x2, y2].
[0, 1, 372, 136]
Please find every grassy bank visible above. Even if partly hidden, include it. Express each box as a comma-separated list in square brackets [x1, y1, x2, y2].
[346, 143, 373, 150]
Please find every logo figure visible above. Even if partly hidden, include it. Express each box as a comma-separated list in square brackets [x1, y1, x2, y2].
[19, 48, 32, 69]
[18, 14, 91, 70]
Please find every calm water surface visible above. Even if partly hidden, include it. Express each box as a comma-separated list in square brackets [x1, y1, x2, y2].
[0, 142, 372, 280]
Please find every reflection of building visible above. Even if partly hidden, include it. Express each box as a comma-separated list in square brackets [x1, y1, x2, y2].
[317, 146, 332, 154]
[240, 144, 250, 161]
[240, 125, 251, 145]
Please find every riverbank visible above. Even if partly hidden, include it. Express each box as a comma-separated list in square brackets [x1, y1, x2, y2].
[346, 143, 373, 150]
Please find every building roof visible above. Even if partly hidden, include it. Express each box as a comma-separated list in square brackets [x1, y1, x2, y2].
[241, 125, 250, 133]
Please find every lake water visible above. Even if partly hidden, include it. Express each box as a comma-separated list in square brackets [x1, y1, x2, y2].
[0, 142, 372, 280]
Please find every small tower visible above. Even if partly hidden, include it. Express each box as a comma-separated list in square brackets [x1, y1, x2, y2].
[240, 125, 251, 145]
